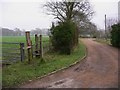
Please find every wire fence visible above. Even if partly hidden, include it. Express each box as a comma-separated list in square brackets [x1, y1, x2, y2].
[0, 37, 50, 64]
[32, 37, 51, 57]
[1, 35, 51, 65]
[1, 42, 25, 64]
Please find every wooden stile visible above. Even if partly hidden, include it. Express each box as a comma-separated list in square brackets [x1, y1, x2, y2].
[20, 43, 25, 62]
[35, 34, 40, 57]
[39, 35, 43, 58]
[25, 31, 32, 63]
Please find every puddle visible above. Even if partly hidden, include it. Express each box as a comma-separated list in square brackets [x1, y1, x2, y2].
[54, 79, 66, 85]
[48, 78, 73, 88]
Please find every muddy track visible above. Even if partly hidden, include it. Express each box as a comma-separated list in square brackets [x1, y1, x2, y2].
[19, 39, 118, 88]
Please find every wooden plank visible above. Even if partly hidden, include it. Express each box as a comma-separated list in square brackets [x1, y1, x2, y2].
[49, 35, 52, 50]
[35, 34, 39, 57]
[31, 40, 33, 59]
[35, 34, 38, 51]
[20, 43, 25, 62]
[1, 42, 20, 44]
[25, 31, 32, 63]
[25, 31, 32, 46]
[39, 35, 43, 58]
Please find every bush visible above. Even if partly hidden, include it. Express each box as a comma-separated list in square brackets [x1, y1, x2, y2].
[111, 23, 120, 47]
[50, 21, 77, 54]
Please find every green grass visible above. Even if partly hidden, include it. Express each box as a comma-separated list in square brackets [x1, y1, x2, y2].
[95, 38, 111, 45]
[1, 36, 49, 62]
[1, 36, 49, 49]
[1, 36, 49, 45]
[2, 39, 86, 88]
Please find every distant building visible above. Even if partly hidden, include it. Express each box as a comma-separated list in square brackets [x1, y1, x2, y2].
[118, 1, 120, 22]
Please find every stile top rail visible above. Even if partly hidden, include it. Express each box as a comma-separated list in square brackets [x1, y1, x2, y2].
[1, 42, 21, 44]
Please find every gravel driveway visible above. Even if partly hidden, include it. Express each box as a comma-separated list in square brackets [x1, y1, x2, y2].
[19, 39, 118, 88]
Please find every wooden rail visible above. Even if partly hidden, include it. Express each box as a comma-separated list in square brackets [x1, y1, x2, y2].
[1, 42, 25, 63]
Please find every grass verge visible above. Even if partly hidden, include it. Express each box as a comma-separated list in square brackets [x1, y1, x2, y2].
[2, 39, 86, 88]
[94, 38, 111, 45]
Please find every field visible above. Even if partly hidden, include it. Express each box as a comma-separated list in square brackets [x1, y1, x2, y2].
[2, 38, 86, 88]
[2, 36, 49, 45]
[1, 36, 49, 63]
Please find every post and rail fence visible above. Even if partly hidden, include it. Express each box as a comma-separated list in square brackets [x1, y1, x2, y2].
[1, 32, 51, 65]
[1, 42, 25, 65]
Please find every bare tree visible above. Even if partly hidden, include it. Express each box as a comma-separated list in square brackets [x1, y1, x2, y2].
[44, 0, 94, 23]
[14, 28, 21, 36]
[44, 0, 94, 49]
[79, 21, 97, 37]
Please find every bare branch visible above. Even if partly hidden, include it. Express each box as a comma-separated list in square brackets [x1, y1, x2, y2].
[44, 0, 94, 22]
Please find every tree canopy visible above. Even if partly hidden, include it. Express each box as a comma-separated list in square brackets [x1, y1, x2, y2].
[44, 0, 95, 54]
[44, 0, 94, 23]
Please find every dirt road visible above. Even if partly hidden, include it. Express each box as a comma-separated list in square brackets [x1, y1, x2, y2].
[20, 39, 118, 88]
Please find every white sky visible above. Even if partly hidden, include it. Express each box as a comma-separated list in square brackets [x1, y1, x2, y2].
[0, 0, 120, 30]
[90, 0, 119, 29]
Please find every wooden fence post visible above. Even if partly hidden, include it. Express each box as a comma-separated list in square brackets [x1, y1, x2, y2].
[25, 31, 32, 63]
[35, 34, 39, 57]
[31, 40, 33, 58]
[49, 36, 52, 50]
[20, 43, 25, 62]
[39, 35, 43, 58]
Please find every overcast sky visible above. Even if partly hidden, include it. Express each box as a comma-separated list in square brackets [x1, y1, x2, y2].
[0, 0, 119, 30]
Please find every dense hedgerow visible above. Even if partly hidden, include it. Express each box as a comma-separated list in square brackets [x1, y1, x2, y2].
[111, 23, 120, 48]
[50, 21, 77, 54]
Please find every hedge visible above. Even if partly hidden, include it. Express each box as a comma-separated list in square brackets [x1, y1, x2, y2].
[50, 21, 77, 54]
[111, 23, 120, 47]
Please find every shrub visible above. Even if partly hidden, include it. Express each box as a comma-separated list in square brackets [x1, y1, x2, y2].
[111, 23, 120, 47]
[50, 21, 77, 54]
